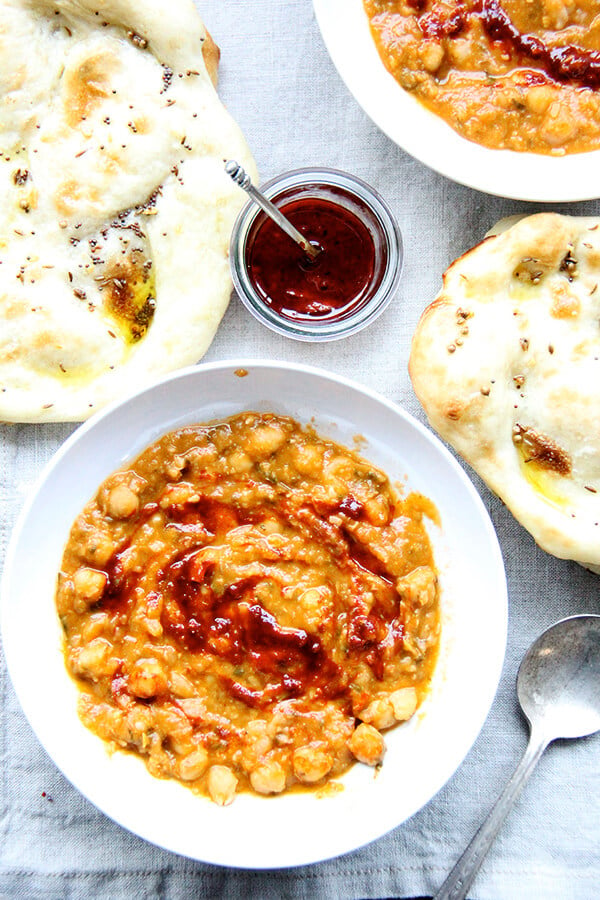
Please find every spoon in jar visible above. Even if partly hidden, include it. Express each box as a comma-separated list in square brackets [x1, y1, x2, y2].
[434, 614, 600, 900]
[225, 160, 321, 261]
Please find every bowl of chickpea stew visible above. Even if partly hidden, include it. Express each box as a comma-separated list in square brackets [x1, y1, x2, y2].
[1, 360, 507, 867]
[314, 0, 600, 202]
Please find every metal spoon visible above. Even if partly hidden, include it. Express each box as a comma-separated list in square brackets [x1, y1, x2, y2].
[225, 160, 321, 261]
[434, 614, 600, 900]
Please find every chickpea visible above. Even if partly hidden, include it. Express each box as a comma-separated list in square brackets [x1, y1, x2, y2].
[153, 706, 193, 754]
[359, 687, 418, 730]
[147, 753, 171, 779]
[396, 567, 437, 608]
[246, 424, 287, 459]
[348, 723, 386, 766]
[292, 743, 333, 784]
[389, 687, 418, 722]
[292, 442, 323, 475]
[420, 40, 444, 73]
[207, 765, 238, 806]
[106, 484, 139, 519]
[300, 587, 321, 609]
[298, 586, 331, 630]
[258, 517, 282, 535]
[324, 454, 353, 480]
[525, 85, 554, 116]
[72, 567, 107, 602]
[363, 493, 391, 526]
[246, 719, 272, 757]
[447, 38, 470, 66]
[128, 658, 167, 699]
[358, 696, 396, 730]
[179, 747, 209, 781]
[250, 759, 286, 795]
[542, 102, 578, 145]
[75, 637, 113, 678]
[125, 705, 153, 744]
[227, 450, 253, 473]
[85, 535, 115, 565]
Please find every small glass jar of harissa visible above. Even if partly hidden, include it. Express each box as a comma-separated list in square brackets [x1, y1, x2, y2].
[229, 167, 403, 341]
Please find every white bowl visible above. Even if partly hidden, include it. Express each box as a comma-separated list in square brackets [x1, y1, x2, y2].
[1, 361, 507, 868]
[313, 0, 600, 202]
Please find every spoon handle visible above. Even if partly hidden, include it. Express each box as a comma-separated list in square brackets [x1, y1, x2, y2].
[225, 161, 320, 261]
[245, 183, 319, 259]
[433, 728, 550, 900]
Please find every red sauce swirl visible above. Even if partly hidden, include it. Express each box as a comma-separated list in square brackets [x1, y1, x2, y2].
[418, 0, 600, 89]
[160, 558, 345, 707]
[479, 0, 600, 89]
[91, 495, 406, 708]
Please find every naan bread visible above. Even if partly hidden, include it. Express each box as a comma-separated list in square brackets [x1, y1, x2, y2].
[0, 0, 256, 422]
[409, 213, 600, 572]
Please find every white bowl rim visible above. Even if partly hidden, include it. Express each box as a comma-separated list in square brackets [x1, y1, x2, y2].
[1, 359, 508, 868]
[313, 0, 600, 203]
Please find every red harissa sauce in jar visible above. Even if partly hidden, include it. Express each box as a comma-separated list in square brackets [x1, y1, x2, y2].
[246, 191, 380, 321]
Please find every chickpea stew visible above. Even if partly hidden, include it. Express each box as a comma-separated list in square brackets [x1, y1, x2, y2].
[364, 0, 600, 155]
[56, 413, 440, 804]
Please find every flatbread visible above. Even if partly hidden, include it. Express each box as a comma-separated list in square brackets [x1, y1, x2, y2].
[409, 213, 600, 571]
[0, 0, 256, 422]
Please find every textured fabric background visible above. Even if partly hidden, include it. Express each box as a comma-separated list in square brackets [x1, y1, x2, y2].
[1, 2, 599, 898]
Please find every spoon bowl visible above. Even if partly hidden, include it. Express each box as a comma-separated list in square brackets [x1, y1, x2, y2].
[518, 615, 600, 740]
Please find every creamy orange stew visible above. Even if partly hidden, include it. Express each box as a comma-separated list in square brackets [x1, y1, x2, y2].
[365, 0, 600, 154]
[56, 413, 440, 804]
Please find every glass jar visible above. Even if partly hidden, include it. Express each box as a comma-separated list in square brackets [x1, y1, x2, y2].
[229, 167, 403, 342]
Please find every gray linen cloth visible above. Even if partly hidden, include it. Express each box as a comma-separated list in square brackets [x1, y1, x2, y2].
[1, 1, 599, 897]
